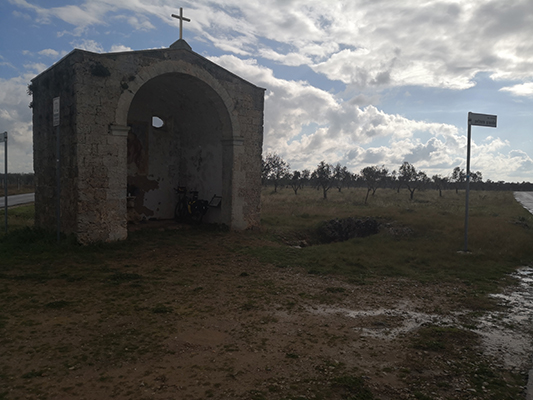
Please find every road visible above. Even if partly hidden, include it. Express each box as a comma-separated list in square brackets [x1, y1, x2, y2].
[514, 192, 533, 215]
[0, 193, 35, 208]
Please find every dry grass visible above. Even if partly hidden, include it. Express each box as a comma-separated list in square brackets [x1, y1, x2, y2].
[0, 184, 34, 196]
[1, 204, 34, 232]
[257, 187, 533, 292]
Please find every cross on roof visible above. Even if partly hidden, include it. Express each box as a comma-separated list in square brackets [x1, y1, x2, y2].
[171, 8, 191, 40]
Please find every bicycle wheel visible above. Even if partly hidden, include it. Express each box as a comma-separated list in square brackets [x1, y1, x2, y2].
[175, 198, 188, 221]
[190, 200, 209, 223]
[188, 200, 200, 223]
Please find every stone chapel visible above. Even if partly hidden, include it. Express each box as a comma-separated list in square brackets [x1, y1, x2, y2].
[31, 36, 265, 243]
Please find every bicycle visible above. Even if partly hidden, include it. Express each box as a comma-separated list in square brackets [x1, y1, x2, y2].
[174, 187, 216, 223]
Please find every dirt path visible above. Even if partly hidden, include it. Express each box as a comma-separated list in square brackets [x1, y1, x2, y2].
[0, 232, 530, 399]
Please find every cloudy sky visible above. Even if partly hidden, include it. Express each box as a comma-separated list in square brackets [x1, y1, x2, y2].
[1, 0, 532, 182]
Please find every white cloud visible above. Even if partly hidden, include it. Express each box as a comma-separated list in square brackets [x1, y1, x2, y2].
[0, 71, 34, 172]
[23, 63, 47, 74]
[208, 54, 530, 181]
[8, 0, 533, 91]
[52, 4, 103, 28]
[209, 55, 466, 174]
[110, 44, 133, 53]
[70, 39, 104, 53]
[258, 48, 311, 67]
[12, 9, 31, 20]
[500, 82, 533, 97]
[38, 49, 59, 57]
[9, 0, 108, 36]
[0, 61, 15, 70]
[469, 149, 533, 182]
[186, 0, 533, 93]
[126, 15, 155, 31]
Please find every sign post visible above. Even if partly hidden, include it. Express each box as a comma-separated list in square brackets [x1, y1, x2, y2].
[1, 132, 6, 234]
[53, 97, 61, 241]
[464, 112, 497, 252]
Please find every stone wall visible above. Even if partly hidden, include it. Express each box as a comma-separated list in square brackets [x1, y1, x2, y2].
[71, 53, 129, 242]
[32, 54, 79, 235]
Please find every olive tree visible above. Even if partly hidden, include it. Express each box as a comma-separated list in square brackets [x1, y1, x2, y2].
[450, 167, 466, 193]
[432, 174, 448, 197]
[262, 153, 290, 192]
[289, 170, 303, 195]
[312, 161, 334, 199]
[333, 163, 352, 192]
[398, 162, 428, 200]
[361, 165, 389, 204]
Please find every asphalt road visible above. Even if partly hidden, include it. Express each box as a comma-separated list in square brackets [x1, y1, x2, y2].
[0, 193, 35, 208]
[514, 192, 533, 215]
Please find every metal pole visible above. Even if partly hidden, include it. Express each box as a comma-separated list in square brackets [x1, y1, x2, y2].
[464, 114, 472, 252]
[56, 124, 60, 242]
[3, 132, 7, 234]
[53, 96, 60, 242]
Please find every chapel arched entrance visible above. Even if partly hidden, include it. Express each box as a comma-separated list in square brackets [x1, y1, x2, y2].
[125, 72, 232, 224]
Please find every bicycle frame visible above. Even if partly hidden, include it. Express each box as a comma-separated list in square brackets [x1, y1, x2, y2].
[174, 187, 215, 223]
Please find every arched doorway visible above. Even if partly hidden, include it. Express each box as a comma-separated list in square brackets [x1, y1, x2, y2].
[126, 72, 232, 224]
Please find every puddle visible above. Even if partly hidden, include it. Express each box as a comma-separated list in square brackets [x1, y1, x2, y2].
[475, 267, 533, 370]
[307, 268, 533, 370]
[307, 301, 460, 339]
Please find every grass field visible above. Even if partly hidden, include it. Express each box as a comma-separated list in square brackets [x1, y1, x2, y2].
[0, 188, 532, 399]
[258, 187, 533, 294]
[2, 188, 533, 293]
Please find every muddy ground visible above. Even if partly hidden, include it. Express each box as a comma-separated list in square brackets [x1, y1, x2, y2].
[1, 229, 531, 399]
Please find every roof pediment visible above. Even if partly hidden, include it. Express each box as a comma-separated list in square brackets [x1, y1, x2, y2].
[169, 39, 192, 51]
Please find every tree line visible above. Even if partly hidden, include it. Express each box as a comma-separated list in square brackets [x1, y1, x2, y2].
[262, 153, 533, 201]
